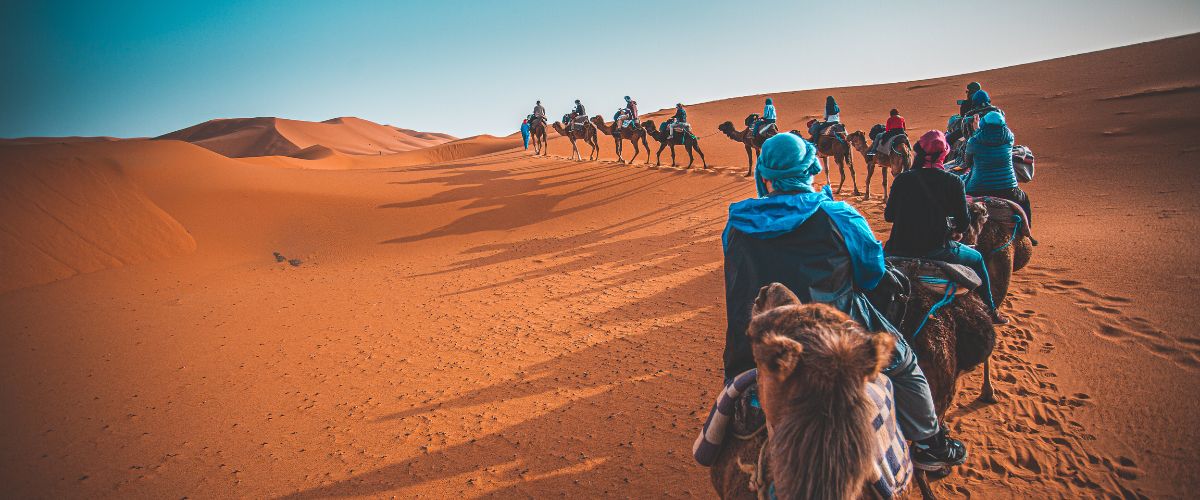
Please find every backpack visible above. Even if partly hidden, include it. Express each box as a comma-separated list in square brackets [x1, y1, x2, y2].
[1012, 145, 1035, 182]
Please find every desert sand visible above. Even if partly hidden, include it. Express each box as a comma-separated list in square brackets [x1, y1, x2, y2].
[1, 34, 1197, 498]
[158, 116, 456, 158]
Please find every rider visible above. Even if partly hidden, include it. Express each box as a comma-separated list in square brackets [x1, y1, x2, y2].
[869, 109, 907, 156]
[964, 111, 1034, 229]
[622, 96, 639, 128]
[754, 97, 777, 141]
[570, 99, 587, 122]
[808, 95, 840, 142]
[956, 82, 982, 116]
[667, 103, 690, 140]
[722, 132, 969, 472]
[532, 100, 547, 122]
[885, 130, 1005, 324]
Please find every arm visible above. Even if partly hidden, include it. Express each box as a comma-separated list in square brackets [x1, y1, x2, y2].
[823, 202, 886, 291]
[949, 175, 970, 233]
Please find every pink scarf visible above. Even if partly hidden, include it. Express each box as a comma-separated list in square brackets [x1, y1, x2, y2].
[918, 130, 949, 170]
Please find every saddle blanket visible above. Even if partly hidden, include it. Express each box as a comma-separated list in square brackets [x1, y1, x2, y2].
[694, 369, 913, 498]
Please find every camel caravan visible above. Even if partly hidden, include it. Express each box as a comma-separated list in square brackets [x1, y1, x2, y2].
[526, 84, 1036, 498]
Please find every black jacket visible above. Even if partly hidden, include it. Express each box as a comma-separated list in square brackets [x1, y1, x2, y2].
[883, 168, 971, 256]
[723, 209, 897, 379]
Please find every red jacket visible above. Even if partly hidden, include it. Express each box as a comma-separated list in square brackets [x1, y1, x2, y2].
[886, 115, 906, 131]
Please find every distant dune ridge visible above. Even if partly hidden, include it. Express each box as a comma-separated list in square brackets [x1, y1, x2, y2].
[156, 116, 456, 157]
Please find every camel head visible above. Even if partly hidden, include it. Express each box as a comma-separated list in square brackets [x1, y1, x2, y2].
[590, 115, 613, 135]
[642, 120, 659, 138]
[551, 122, 566, 136]
[846, 131, 868, 151]
[747, 283, 894, 500]
[960, 201, 989, 246]
[717, 121, 738, 136]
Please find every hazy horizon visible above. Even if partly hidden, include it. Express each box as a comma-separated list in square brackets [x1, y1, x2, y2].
[4, 1, 1199, 140]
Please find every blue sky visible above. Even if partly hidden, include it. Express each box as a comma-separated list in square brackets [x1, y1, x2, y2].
[3, 0, 1199, 139]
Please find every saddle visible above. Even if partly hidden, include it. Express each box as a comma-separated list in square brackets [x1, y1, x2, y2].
[1012, 145, 1035, 182]
[694, 370, 913, 498]
[968, 196, 1033, 239]
[887, 257, 981, 297]
[877, 132, 908, 155]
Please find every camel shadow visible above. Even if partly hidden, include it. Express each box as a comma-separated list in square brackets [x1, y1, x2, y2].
[279, 271, 727, 498]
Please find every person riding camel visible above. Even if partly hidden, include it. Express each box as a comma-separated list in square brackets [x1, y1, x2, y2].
[753, 97, 777, 141]
[532, 100, 546, 123]
[869, 108, 907, 156]
[570, 99, 586, 121]
[620, 96, 639, 129]
[964, 111, 1035, 234]
[667, 103, 691, 140]
[884, 130, 1006, 324]
[957, 82, 982, 116]
[807, 95, 841, 142]
[721, 132, 969, 472]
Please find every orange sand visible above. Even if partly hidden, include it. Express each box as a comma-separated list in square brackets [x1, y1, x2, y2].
[158, 116, 455, 157]
[1, 34, 1198, 498]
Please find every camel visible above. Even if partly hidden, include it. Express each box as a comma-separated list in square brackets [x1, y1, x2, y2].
[590, 115, 651, 164]
[709, 278, 996, 499]
[529, 116, 549, 156]
[960, 197, 1034, 310]
[643, 119, 707, 169]
[847, 130, 912, 203]
[887, 257, 998, 409]
[710, 285, 915, 500]
[551, 116, 600, 161]
[717, 116, 777, 177]
[802, 123, 858, 196]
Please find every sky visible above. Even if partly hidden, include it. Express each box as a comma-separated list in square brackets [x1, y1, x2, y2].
[3, 0, 1199, 139]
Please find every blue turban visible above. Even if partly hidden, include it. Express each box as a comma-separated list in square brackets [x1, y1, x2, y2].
[765, 97, 773, 105]
[754, 133, 821, 197]
[981, 110, 1005, 127]
[971, 89, 991, 107]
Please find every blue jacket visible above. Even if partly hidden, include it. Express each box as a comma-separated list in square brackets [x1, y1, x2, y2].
[762, 104, 777, 121]
[964, 124, 1017, 192]
[520, 122, 530, 136]
[720, 185, 899, 378]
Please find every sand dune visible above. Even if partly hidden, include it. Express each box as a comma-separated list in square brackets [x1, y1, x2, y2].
[0, 34, 1198, 499]
[0, 142, 196, 293]
[157, 116, 455, 157]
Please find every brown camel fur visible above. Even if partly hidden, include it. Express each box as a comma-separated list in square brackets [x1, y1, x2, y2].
[717, 117, 777, 177]
[710, 284, 908, 500]
[551, 119, 600, 161]
[847, 130, 912, 203]
[529, 116, 549, 156]
[887, 257, 998, 409]
[960, 198, 1034, 310]
[643, 119, 708, 169]
[590, 115, 651, 164]
[800, 124, 858, 196]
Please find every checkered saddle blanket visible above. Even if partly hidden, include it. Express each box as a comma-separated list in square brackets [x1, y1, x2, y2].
[693, 369, 913, 498]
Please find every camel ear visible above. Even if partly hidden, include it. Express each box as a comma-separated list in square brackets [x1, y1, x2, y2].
[753, 283, 801, 316]
[756, 334, 804, 380]
[861, 332, 896, 379]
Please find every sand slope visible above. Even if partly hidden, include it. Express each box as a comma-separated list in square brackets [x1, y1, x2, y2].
[0, 34, 1198, 499]
[157, 116, 455, 157]
[0, 143, 196, 293]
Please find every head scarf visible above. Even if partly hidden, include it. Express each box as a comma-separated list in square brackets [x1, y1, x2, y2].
[981, 110, 1005, 127]
[765, 97, 773, 105]
[917, 130, 949, 170]
[971, 89, 991, 107]
[967, 81, 981, 93]
[754, 133, 821, 197]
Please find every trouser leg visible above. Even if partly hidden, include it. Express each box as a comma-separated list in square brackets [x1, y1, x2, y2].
[930, 242, 996, 310]
[885, 344, 941, 441]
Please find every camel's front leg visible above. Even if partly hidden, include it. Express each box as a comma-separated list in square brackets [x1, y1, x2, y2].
[823, 157, 832, 189]
[656, 144, 666, 166]
[670, 145, 677, 167]
[847, 154, 860, 196]
[864, 160, 875, 200]
[836, 157, 846, 194]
